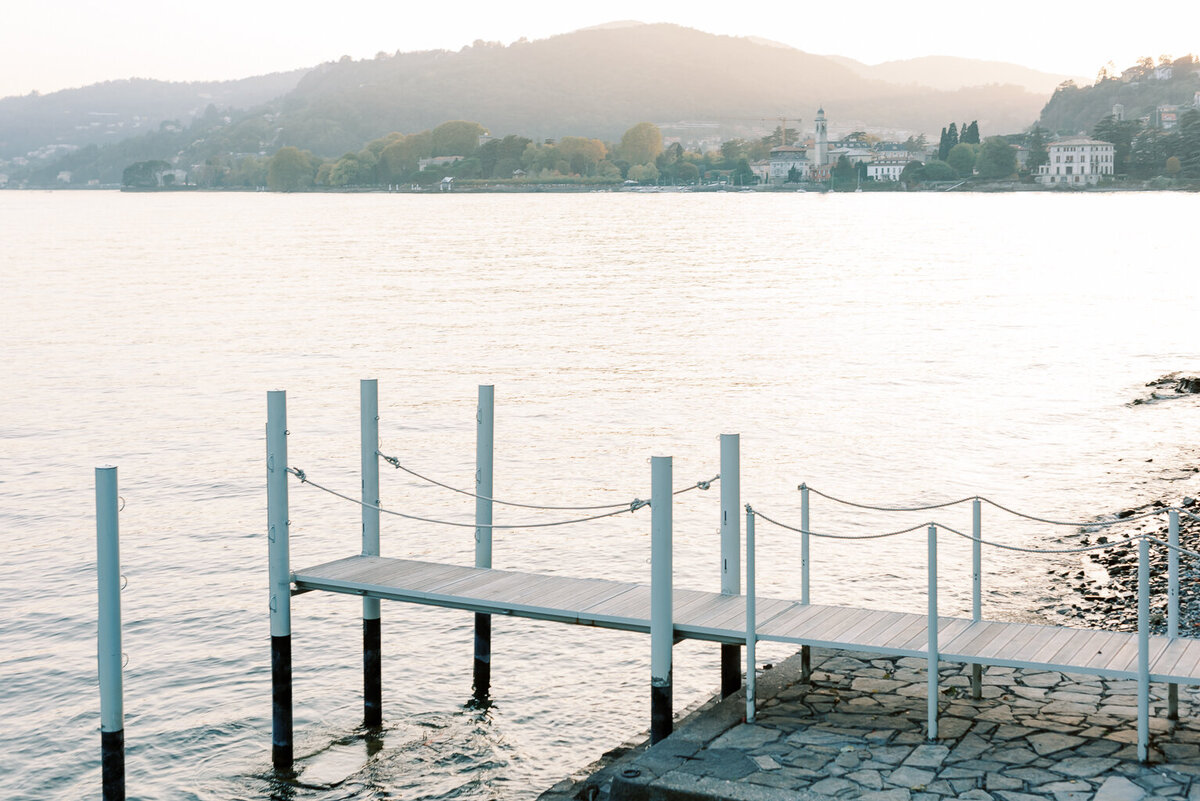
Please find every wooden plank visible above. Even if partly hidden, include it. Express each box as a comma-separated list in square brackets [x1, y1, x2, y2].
[876, 615, 929, 652]
[1155, 639, 1200, 683]
[773, 605, 860, 641]
[756, 603, 825, 640]
[1043, 627, 1106, 670]
[1081, 631, 1136, 670]
[1028, 623, 1087, 665]
[817, 607, 878, 644]
[838, 609, 904, 646]
[1151, 637, 1199, 680]
[945, 621, 1017, 660]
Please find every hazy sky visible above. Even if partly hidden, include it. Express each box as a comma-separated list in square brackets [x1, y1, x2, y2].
[3, 0, 1196, 99]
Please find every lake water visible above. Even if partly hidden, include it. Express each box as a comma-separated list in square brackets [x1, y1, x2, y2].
[2, 190, 1199, 800]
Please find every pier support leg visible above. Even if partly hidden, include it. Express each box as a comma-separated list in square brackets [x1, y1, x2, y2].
[745, 508, 756, 723]
[927, 524, 939, 742]
[473, 386, 494, 704]
[361, 379, 382, 728]
[1138, 537, 1150, 762]
[97, 466, 125, 801]
[1169, 510, 1180, 722]
[800, 484, 811, 684]
[971, 499, 983, 700]
[651, 456, 673, 743]
[267, 391, 293, 771]
[721, 645, 741, 698]
[720, 434, 741, 698]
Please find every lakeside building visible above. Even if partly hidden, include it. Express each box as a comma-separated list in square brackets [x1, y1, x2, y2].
[1035, 137, 1115, 185]
[866, 159, 907, 182]
[768, 145, 808, 183]
[1154, 105, 1180, 130]
[767, 108, 831, 185]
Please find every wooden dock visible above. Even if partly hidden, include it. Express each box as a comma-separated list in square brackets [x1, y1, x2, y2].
[294, 554, 1200, 685]
[263, 383, 1196, 775]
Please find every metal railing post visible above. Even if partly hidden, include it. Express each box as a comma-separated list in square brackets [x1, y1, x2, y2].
[267, 390, 293, 771]
[1138, 536, 1150, 762]
[745, 506, 757, 723]
[720, 434, 741, 698]
[1169, 509, 1180, 720]
[927, 523, 939, 741]
[650, 456, 673, 743]
[971, 498, 982, 699]
[360, 379, 382, 727]
[96, 466, 125, 801]
[473, 385, 494, 703]
[800, 483, 811, 682]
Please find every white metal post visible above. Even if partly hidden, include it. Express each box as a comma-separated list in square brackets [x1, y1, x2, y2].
[971, 498, 982, 699]
[474, 385, 494, 702]
[651, 456, 673, 743]
[745, 507, 757, 723]
[266, 390, 293, 771]
[800, 483, 811, 682]
[720, 434, 741, 698]
[1138, 536, 1150, 762]
[96, 466, 124, 801]
[360, 379, 382, 727]
[1169, 510, 1180, 720]
[927, 523, 939, 741]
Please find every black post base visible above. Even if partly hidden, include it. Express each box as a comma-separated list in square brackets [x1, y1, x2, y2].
[801, 645, 811, 683]
[651, 681, 672, 744]
[472, 613, 491, 705]
[364, 617, 382, 728]
[101, 728, 124, 801]
[271, 634, 293, 771]
[720, 643, 741, 698]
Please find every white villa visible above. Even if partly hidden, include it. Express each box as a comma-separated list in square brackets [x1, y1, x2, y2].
[1035, 137, 1115, 186]
[867, 159, 908, 182]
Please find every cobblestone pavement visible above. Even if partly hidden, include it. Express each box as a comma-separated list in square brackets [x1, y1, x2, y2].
[556, 647, 1200, 801]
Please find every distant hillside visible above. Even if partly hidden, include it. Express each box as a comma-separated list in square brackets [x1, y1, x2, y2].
[268, 24, 1044, 155]
[826, 55, 1081, 95]
[1038, 57, 1200, 134]
[0, 70, 307, 159]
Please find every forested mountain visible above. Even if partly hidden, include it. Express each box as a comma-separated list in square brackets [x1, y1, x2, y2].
[1038, 56, 1200, 134]
[0, 70, 307, 159]
[2, 23, 1050, 167]
[270, 24, 1043, 154]
[826, 55, 1080, 95]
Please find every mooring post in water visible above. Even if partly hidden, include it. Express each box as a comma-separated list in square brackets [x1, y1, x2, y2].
[719, 434, 741, 698]
[1168, 509, 1180, 721]
[971, 498, 982, 700]
[745, 507, 757, 723]
[473, 385, 494, 703]
[800, 483, 811, 682]
[267, 390, 293, 771]
[1137, 536, 1150, 762]
[96, 466, 125, 801]
[650, 455, 673, 743]
[361, 379, 382, 728]
[927, 523, 939, 741]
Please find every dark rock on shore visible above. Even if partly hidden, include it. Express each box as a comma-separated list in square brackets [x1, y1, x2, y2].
[1131, 373, 1200, 405]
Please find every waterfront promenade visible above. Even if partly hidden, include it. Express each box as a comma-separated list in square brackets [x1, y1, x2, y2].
[546, 647, 1200, 801]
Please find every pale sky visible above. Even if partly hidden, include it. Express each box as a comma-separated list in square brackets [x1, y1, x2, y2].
[2, 0, 1195, 99]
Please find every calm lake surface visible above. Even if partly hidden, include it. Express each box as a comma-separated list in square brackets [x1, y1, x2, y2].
[2, 190, 1199, 800]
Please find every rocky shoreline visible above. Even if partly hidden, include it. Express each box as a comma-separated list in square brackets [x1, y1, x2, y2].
[1044, 496, 1200, 636]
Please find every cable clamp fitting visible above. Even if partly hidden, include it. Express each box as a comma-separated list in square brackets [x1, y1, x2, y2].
[630, 498, 650, 512]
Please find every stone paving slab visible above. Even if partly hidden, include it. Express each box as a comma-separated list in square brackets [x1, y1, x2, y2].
[572, 647, 1200, 801]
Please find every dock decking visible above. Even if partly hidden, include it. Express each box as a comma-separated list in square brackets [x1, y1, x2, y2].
[293, 554, 1200, 685]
